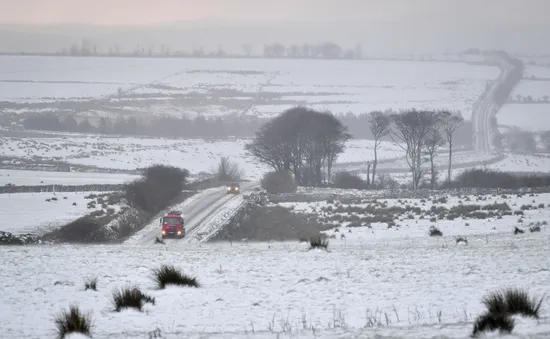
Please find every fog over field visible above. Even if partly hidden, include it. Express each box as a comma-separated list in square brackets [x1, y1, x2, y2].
[2, 1, 550, 339]
[1, 0, 550, 55]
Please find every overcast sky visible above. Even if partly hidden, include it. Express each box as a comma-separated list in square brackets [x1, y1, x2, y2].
[1, 0, 548, 26]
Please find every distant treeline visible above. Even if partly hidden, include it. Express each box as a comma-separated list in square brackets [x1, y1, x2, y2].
[22, 111, 474, 146]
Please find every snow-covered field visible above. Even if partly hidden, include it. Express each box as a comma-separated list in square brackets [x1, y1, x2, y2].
[497, 103, 550, 132]
[0, 169, 137, 186]
[2, 231, 549, 338]
[278, 191, 550, 239]
[0, 135, 404, 181]
[0, 191, 123, 234]
[0, 55, 500, 118]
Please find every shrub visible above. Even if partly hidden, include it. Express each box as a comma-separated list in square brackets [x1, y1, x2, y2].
[261, 171, 297, 194]
[212, 156, 244, 182]
[152, 264, 199, 289]
[456, 236, 468, 245]
[429, 226, 443, 236]
[530, 225, 541, 232]
[42, 217, 106, 243]
[332, 171, 368, 189]
[84, 277, 97, 291]
[472, 312, 515, 337]
[446, 168, 550, 189]
[513, 227, 524, 235]
[54, 305, 93, 339]
[125, 165, 190, 214]
[111, 285, 155, 312]
[309, 234, 329, 250]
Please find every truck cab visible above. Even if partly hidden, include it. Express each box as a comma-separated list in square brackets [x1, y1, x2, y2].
[160, 211, 185, 239]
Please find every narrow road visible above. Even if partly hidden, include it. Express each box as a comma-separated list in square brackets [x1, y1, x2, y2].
[472, 55, 515, 153]
[125, 182, 256, 246]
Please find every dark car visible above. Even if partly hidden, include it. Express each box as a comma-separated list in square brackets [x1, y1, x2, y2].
[226, 182, 240, 194]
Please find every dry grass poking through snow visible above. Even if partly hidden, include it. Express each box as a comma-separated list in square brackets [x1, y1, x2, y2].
[472, 288, 545, 337]
[309, 234, 329, 250]
[54, 305, 93, 339]
[152, 264, 200, 289]
[83, 277, 97, 291]
[111, 285, 155, 312]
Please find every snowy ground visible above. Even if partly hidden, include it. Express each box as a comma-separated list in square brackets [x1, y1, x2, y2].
[0, 191, 124, 234]
[0, 55, 500, 119]
[0, 135, 403, 181]
[277, 191, 550, 239]
[498, 103, 550, 132]
[2, 232, 549, 338]
[0, 169, 137, 186]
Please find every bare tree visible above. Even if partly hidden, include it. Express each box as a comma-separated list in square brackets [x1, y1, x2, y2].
[213, 156, 244, 182]
[440, 111, 464, 184]
[390, 110, 439, 189]
[423, 125, 445, 189]
[368, 111, 391, 184]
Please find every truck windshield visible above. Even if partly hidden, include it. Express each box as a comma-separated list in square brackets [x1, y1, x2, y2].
[162, 217, 182, 225]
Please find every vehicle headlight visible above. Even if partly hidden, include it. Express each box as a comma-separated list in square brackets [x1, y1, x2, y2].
[162, 230, 166, 234]
[177, 231, 182, 235]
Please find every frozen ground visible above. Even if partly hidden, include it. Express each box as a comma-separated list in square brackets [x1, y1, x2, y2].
[277, 191, 550, 239]
[0, 191, 122, 234]
[0, 55, 500, 119]
[497, 103, 550, 132]
[0, 169, 137, 186]
[0, 135, 402, 181]
[2, 232, 549, 338]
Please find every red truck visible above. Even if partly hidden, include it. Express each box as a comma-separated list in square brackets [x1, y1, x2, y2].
[160, 211, 185, 239]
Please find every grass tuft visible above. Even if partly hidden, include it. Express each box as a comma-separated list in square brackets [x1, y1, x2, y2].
[84, 277, 97, 291]
[152, 264, 199, 289]
[309, 234, 329, 250]
[111, 285, 155, 312]
[54, 305, 93, 339]
[429, 225, 443, 237]
[471, 312, 514, 337]
[154, 237, 165, 244]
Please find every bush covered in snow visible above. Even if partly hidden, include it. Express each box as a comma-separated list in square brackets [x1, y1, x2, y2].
[0, 231, 41, 245]
[152, 264, 199, 289]
[54, 305, 93, 339]
[111, 285, 155, 312]
[472, 288, 544, 337]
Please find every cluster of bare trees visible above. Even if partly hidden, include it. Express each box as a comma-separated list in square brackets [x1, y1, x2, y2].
[368, 109, 464, 189]
[246, 107, 351, 186]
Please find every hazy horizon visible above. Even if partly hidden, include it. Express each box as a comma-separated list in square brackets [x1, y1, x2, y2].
[1, 0, 549, 55]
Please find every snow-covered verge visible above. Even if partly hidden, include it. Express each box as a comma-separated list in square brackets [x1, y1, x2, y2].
[275, 191, 550, 239]
[0, 191, 125, 235]
[0, 169, 138, 186]
[2, 235, 548, 338]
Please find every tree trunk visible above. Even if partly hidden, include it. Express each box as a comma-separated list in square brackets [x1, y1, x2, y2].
[366, 162, 371, 186]
[372, 143, 378, 184]
[447, 139, 453, 184]
[430, 156, 436, 189]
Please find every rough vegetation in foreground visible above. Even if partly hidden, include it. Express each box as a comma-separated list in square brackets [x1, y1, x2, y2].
[152, 264, 200, 289]
[54, 305, 93, 339]
[111, 285, 155, 312]
[84, 277, 97, 291]
[472, 288, 545, 337]
[309, 234, 329, 250]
